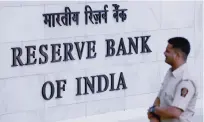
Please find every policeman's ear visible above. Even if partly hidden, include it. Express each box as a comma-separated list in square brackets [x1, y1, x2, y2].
[171, 49, 178, 59]
[174, 49, 182, 59]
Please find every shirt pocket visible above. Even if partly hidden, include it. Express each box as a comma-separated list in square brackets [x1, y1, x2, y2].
[164, 91, 174, 105]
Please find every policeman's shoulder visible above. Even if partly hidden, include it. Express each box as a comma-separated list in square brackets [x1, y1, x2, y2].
[182, 70, 197, 84]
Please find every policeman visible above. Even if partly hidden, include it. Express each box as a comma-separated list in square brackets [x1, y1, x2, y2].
[147, 37, 198, 122]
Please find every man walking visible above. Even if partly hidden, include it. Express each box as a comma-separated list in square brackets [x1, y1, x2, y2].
[147, 37, 198, 122]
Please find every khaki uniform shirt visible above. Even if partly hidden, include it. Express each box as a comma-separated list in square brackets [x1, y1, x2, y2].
[158, 63, 198, 122]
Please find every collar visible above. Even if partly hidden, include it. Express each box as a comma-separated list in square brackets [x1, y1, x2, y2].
[170, 63, 187, 79]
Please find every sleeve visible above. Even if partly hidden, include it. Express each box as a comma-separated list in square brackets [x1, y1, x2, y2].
[171, 80, 195, 111]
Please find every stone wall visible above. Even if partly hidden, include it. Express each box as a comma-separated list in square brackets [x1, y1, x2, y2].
[0, 1, 202, 122]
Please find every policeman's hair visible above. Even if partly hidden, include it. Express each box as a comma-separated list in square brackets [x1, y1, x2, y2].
[168, 37, 191, 61]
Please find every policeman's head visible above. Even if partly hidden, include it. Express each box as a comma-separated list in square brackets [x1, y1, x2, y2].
[164, 37, 190, 66]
